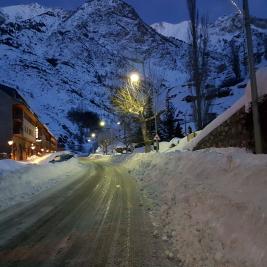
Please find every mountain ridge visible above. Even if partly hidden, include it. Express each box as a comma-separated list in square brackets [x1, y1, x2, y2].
[0, 2, 266, 148]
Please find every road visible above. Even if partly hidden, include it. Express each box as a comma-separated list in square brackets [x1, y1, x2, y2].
[0, 159, 175, 267]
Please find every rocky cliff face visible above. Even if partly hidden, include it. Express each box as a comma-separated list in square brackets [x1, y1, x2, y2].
[0, 1, 266, 146]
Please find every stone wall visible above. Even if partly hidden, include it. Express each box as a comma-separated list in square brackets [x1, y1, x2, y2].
[194, 97, 267, 153]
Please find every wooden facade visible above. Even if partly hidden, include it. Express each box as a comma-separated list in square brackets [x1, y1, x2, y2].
[0, 84, 57, 160]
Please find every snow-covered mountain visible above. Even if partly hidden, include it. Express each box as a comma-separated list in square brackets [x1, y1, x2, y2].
[0, 3, 63, 22]
[152, 14, 267, 64]
[152, 14, 267, 108]
[0, 0, 190, 146]
[151, 21, 190, 43]
[0, 1, 266, 147]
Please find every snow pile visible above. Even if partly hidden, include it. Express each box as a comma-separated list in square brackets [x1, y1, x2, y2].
[0, 160, 27, 175]
[0, 158, 87, 211]
[0, 152, 71, 177]
[119, 148, 267, 267]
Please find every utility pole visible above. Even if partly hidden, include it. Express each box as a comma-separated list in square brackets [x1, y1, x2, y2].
[243, 0, 263, 154]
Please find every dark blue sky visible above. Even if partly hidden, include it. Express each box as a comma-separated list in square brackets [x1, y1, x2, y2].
[0, 0, 266, 24]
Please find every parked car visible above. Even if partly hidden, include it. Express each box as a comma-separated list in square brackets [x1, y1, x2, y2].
[0, 153, 8, 160]
[49, 154, 74, 163]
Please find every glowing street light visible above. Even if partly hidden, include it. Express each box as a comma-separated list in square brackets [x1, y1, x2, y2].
[100, 120, 106, 127]
[91, 133, 96, 138]
[130, 72, 140, 83]
[8, 140, 14, 159]
[8, 140, 14, 146]
[117, 121, 121, 125]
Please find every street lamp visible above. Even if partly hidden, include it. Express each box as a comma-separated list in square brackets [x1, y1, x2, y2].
[8, 140, 14, 146]
[8, 140, 14, 159]
[91, 133, 96, 138]
[130, 72, 140, 83]
[100, 120, 106, 127]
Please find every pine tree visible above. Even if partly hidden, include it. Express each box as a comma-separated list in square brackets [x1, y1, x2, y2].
[145, 95, 155, 142]
[161, 91, 177, 141]
[264, 38, 267, 60]
[175, 114, 184, 138]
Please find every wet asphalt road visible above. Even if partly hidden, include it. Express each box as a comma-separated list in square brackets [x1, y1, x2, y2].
[0, 159, 175, 267]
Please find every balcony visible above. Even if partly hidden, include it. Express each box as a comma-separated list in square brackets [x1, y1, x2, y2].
[13, 109, 23, 122]
[13, 122, 23, 135]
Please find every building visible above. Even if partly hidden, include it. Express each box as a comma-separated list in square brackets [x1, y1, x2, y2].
[0, 84, 57, 160]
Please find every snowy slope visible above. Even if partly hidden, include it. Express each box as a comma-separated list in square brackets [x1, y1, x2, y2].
[0, 3, 64, 22]
[0, 1, 266, 148]
[152, 13, 267, 114]
[151, 21, 190, 43]
[0, 0, 190, 146]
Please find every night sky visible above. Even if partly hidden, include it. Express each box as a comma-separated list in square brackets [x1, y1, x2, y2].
[0, 0, 266, 24]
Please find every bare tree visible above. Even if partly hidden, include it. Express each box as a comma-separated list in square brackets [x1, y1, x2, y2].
[229, 40, 241, 82]
[97, 129, 117, 155]
[112, 77, 155, 153]
[116, 115, 136, 150]
[187, 0, 210, 130]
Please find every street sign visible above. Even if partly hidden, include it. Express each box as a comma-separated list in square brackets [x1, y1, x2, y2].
[154, 134, 160, 141]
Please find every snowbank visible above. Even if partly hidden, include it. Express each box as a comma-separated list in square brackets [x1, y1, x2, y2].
[0, 158, 87, 211]
[118, 148, 267, 267]
[0, 151, 73, 177]
[0, 160, 27, 176]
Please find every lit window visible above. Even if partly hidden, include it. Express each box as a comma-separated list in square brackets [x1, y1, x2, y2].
[35, 127, 39, 139]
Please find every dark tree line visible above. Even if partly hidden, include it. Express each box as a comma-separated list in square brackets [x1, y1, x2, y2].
[160, 90, 184, 141]
[67, 107, 100, 146]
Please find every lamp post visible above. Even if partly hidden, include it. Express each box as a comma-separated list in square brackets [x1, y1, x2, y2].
[243, 0, 263, 154]
[8, 140, 14, 159]
[99, 120, 106, 128]
[130, 72, 140, 84]
[153, 82, 160, 153]
[129, 71, 160, 152]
